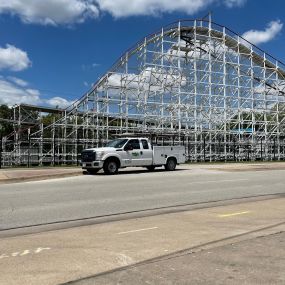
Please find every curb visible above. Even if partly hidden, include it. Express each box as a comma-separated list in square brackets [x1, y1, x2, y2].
[0, 172, 83, 185]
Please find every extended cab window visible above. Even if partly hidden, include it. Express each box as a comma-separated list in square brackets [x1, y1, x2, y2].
[141, 139, 149, 149]
[126, 139, 140, 149]
[106, 139, 128, 148]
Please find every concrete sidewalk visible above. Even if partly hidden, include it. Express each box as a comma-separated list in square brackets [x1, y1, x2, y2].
[0, 167, 82, 184]
[186, 161, 285, 172]
[78, 231, 285, 285]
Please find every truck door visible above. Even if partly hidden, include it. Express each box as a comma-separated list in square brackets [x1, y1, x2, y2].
[139, 139, 153, 166]
[124, 139, 141, 166]
[120, 146, 132, 167]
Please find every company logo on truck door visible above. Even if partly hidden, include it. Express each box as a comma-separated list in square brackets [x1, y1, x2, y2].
[132, 152, 139, 157]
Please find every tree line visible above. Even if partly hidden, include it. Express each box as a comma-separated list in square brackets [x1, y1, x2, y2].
[0, 104, 62, 137]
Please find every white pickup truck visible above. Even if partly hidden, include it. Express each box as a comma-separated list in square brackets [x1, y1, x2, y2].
[81, 137, 186, 174]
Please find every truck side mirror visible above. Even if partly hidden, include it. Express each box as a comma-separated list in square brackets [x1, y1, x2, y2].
[124, 145, 133, 151]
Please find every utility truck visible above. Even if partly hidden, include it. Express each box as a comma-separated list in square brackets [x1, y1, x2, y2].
[81, 138, 186, 175]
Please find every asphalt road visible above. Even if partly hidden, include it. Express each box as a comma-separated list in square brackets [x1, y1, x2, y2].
[0, 165, 285, 231]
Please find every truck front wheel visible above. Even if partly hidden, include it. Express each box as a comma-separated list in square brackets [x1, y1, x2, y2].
[87, 169, 100, 175]
[146, 166, 156, 171]
[165, 158, 176, 171]
[103, 159, 119, 175]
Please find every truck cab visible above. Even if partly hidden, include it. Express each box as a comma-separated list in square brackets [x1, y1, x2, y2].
[81, 138, 185, 175]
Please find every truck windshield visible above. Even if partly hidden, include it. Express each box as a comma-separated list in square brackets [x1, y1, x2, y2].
[106, 139, 128, 148]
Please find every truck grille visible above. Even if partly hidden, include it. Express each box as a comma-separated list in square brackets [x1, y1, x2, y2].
[81, 151, 96, 162]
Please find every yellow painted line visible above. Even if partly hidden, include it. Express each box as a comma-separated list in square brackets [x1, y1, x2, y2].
[218, 211, 251, 218]
[191, 178, 249, 184]
[117, 227, 158, 235]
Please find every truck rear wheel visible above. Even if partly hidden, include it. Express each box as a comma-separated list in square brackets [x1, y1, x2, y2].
[103, 159, 119, 175]
[165, 158, 176, 171]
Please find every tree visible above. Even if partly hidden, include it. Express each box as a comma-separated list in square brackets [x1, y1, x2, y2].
[0, 105, 13, 136]
[41, 113, 61, 126]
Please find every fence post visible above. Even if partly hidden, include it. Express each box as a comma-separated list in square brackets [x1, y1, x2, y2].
[218, 137, 221, 161]
[28, 130, 31, 168]
[53, 132, 56, 167]
[233, 139, 236, 161]
[187, 136, 190, 160]
[76, 138, 79, 166]
[203, 135, 206, 162]
[273, 137, 276, 160]
[261, 138, 263, 161]
[0, 135, 2, 169]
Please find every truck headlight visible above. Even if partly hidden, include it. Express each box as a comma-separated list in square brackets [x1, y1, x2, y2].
[96, 151, 105, 160]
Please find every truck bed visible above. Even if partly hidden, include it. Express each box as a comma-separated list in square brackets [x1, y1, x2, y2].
[153, 146, 186, 165]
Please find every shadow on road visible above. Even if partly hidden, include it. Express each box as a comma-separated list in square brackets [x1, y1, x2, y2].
[83, 168, 188, 176]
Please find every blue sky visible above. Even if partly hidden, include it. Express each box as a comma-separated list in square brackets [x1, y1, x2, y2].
[0, 0, 284, 108]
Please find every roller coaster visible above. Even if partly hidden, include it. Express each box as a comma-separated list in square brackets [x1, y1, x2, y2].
[2, 18, 285, 166]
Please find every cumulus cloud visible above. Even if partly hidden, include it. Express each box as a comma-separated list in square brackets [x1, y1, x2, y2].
[7, 76, 29, 87]
[96, 0, 246, 17]
[0, 0, 247, 24]
[103, 67, 186, 96]
[0, 0, 99, 25]
[96, 0, 214, 17]
[0, 78, 40, 106]
[224, 0, 246, 8]
[45, 97, 72, 108]
[242, 20, 283, 45]
[0, 44, 31, 71]
[0, 78, 73, 108]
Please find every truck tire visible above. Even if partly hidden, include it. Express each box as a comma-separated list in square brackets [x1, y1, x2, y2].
[87, 169, 100, 175]
[165, 158, 176, 171]
[146, 166, 156, 171]
[103, 159, 119, 175]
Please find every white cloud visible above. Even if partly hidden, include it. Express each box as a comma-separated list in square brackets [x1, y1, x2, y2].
[45, 97, 72, 108]
[96, 0, 246, 18]
[166, 39, 211, 62]
[0, 78, 73, 108]
[0, 79, 40, 106]
[103, 67, 186, 96]
[82, 62, 101, 71]
[96, 0, 214, 17]
[0, 44, 31, 71]
[242, 20, 283, 45]
[7, 76, 29, 87]
[224, 0, 246, 8]
[0, 0, 248, 24]
[0, 0, 99, 25]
